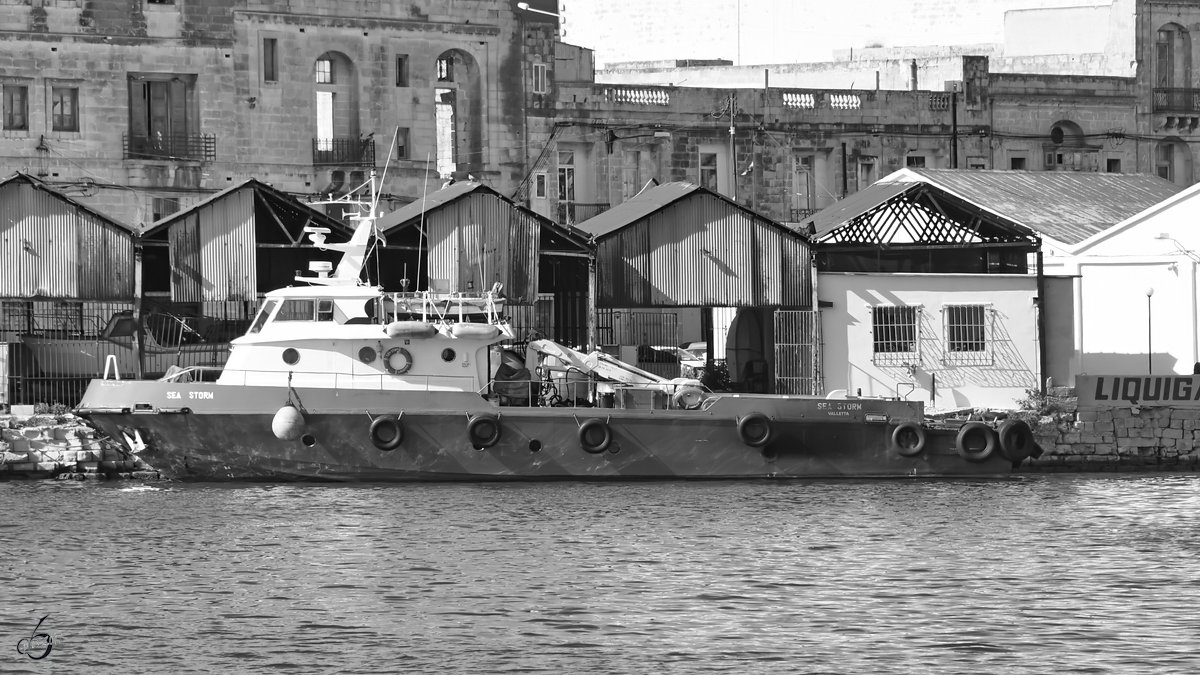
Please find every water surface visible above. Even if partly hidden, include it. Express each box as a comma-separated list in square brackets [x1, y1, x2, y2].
[3, 475, 1198, 673]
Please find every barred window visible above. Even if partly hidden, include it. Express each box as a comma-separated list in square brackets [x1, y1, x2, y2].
[315, 58, 332, 84]
[943, 304, 992, 366]
[872, 305, 919, 365]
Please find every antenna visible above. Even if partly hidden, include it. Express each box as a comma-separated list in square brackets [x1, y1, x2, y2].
[417, 152, 431, 293]
[367, 126, 402, 287]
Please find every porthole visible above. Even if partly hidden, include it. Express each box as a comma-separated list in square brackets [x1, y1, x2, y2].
[441, 348, 456, 362]
[358, 346, 377, 364]
[282, 348, 300, 365]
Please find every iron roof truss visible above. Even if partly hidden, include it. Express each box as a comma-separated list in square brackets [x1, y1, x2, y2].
[820, 184, 1038, 248]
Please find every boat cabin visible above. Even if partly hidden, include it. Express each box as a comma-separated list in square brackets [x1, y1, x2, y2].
[216, 285, 515, 395]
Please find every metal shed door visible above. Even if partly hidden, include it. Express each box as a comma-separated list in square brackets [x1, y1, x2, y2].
[774, 310, 820, 395]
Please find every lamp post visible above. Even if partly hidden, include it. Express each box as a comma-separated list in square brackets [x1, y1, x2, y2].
[1146, 287, 1155, 373]
[516, 2, 559, 18]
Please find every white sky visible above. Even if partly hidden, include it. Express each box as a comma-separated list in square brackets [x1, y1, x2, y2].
[559, 0, 1109, 67]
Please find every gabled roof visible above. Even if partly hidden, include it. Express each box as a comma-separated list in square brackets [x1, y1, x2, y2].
[1072, 178, 1200, 253]
[807, 179, 1038, 245]
[576, 181, 809, 241]
[141, 178, 349, 238]
[374, 180, 591, 250]
[807, 181, 923, 239]
[0, 172, 137, 234]
[882, 168, 1184, 245]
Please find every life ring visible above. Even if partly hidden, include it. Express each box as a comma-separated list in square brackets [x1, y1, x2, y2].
[369, 415, 404, 451]
[578, 418, 612, 453]
[892, 422, 926, 457]
[997, 419, 1036, 462]
[383, 347, 413, 375]
[737, 413, 773, 448]
[955, 421, 997, 462]
[467, 413, 501, 449]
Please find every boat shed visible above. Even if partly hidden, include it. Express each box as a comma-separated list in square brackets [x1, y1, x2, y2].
[0, 172, 140, 406]
[804, 169, 1052, 410]
[373, 181, 592, 342]
[577, 181, 812, 308]
[140, 179, 352, 305]
[576, 181, 814, 394]
[0, 172, 137, 301]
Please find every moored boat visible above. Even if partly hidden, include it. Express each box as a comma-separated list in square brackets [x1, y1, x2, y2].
[74, 181, 1041, 481]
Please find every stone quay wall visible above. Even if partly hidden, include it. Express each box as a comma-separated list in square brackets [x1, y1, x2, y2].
[0, 415, 159, 480]
[1022, 387, 1200, 472]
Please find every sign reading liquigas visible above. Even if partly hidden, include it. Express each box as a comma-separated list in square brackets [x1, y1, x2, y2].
[1077, 375, 1200, 409]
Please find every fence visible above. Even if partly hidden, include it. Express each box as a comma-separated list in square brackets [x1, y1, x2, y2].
[1, 299, 254, 408]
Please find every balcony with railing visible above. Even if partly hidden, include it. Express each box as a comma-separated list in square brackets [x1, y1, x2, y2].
[1153, 88, 1200, 113]
[312, 137, 376, 167]
[123, 133, 216, 162]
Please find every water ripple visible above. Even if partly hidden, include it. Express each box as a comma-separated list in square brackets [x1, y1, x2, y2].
[4, 475, 1200, 672]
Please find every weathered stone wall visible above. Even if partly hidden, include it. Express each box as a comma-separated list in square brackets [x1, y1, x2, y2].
[0, 415, 156, 479]
[1024, 389, 1200, 472]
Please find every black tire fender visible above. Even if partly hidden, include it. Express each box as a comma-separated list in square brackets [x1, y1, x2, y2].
[997, 419, 1036, 462]
[467, 413, 501, 449]
[738, 413, 773, 448]
[955, 421, 997, 463]
[578, 418, 612, 454]
[369, 415, 404, 451]
[892, 422, 927, 457]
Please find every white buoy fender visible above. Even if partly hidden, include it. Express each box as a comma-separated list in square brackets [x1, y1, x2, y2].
[452, 323, 501, 339]
[272, 404, 306, 441]
[385, 321, 437, 339]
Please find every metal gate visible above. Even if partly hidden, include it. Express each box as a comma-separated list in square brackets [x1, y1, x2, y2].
[597, 310, 680, 379]
[774, 309, 821, 395]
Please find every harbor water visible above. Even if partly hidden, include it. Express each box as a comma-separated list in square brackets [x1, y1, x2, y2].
[3, 475, 1200, 673]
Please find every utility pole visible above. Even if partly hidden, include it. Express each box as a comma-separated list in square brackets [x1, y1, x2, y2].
[729, 91, 737, 201]
[951, 88, 959, 169]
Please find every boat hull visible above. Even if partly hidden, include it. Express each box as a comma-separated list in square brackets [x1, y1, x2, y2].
[76, 380, 1025, 481]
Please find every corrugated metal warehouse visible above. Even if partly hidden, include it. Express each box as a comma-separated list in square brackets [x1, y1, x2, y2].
[576, 182, 815, 393]
[375, 181, 591, 343]
[0, 173, 139, 405]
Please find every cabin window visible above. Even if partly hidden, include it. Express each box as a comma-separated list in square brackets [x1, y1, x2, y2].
[871, 305, 919, 366]
[943, 304, 992, 366]
[276, 299, 316, 321]
[249, 299, 278, 334]
[316, 299, 334, 322]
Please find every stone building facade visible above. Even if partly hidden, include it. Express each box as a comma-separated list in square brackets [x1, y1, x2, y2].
[0, 0, 1198, 235]
[0, 0, 552, 227]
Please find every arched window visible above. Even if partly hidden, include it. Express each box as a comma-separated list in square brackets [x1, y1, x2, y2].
[1155, 24, 1192, 90]
[311, 51, 362, 169]
[433, 49, 482, 180]
[1155, 137, 1193, 184]
[1044, 120, 1098, 171]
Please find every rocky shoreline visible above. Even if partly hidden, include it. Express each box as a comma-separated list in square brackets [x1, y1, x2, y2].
[0, 411, 161, 481]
